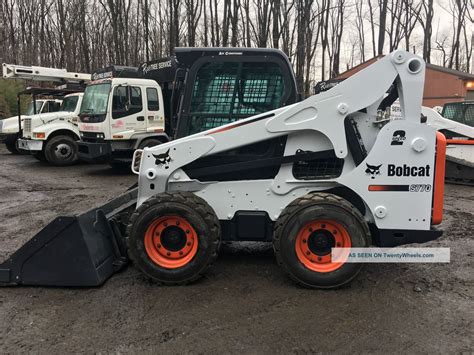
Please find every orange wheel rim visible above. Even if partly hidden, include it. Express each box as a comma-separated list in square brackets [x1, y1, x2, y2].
[295, 219, 351, 273]
[144, 215, 198, 269]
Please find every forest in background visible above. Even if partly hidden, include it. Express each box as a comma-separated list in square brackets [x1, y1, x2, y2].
[0, 0, 472, 114]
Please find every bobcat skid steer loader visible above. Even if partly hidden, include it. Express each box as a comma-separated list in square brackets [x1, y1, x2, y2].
[0, 50, 446, 288]
[127, 50, 446, 288]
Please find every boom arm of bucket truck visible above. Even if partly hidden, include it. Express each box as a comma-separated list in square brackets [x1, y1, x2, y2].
[2, 63, 91, 83]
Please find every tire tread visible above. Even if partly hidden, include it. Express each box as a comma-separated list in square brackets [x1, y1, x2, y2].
[126, 191, 220, 285]
[273, 192, 370, 288]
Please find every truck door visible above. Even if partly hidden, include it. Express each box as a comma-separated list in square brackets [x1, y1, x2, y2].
[110, 85, 146, 136]
[145, 87, 165, 132]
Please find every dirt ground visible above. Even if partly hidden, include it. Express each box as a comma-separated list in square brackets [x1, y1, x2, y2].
[0, 145, 472, 353]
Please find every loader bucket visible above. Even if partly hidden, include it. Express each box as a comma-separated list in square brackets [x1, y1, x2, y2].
[0, 188, 137, 287]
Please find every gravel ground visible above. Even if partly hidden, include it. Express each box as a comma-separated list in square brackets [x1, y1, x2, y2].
[0, 145, 472, 353]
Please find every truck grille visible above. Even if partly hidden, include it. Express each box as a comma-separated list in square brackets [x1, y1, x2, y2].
[80, 131, 104, 143]
[23, 118, 32, 136]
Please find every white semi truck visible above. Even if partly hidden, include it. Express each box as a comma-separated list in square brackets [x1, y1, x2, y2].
[17, 92, 84, 165]
[1, 63, 91, 164]
[0, 98, 62, 153]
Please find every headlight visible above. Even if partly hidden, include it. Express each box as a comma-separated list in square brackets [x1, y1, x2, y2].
[33, 132, 46, 139]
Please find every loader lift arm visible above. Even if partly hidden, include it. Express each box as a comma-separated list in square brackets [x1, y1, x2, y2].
[136, 50, 426, 205]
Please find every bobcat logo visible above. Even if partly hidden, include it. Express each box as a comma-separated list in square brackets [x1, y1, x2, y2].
[365, 163, 382, 179]
[152, 149, 172, 169]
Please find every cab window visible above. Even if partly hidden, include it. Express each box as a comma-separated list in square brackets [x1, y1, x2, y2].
[147, 88, 160, 111]
[464, 105, 474, 127]
[42, 101, 61, 113]
[442, 103, 464, 123]
[112, 86, 142, 119]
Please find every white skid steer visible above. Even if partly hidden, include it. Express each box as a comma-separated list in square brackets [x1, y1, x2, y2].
[0, 50, 446, 288]
[127, 50, 446, 288]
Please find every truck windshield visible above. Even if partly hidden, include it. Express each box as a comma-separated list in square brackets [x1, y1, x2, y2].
[60, 96, 79, 112]
[25, 101, 44, 115]
[80, 83, 111, 115]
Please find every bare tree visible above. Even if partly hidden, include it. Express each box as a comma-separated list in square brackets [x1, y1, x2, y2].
[378, 0, 388, 55]
[355, 0, 366, 62]
[0, 0, 472, 98]
[367, 0, 377, 57]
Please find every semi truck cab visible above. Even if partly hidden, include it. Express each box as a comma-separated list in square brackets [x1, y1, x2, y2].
[77, 67, 167, 165]
[17, 92, 84, 165]
[0, 98, 62, 154]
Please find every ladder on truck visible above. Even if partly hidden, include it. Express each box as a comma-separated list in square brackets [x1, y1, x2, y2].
[2, 63, 91, 83]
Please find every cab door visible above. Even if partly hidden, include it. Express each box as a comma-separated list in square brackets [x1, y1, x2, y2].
[144, 86, 165, 132]
[110, 85, 146, 137]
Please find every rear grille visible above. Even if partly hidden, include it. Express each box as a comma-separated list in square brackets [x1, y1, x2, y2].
[293, 157, 344, 180]
[23, 118, 32, 136]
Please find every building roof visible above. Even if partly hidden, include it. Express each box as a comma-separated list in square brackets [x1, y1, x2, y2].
[425, 63, 474, 80]
[336, 55, 474, 81]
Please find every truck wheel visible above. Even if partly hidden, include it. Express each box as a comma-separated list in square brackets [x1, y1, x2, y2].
[44, 135, 78, 166]
[273, 193, 370, 289]
[5, 141, 20, 154]
[127, 192, 221, 285]
[32, 150, 47, 162]
[138, 138, 164, 150]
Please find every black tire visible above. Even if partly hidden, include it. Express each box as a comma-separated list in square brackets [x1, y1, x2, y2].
[5, 141, 19, 154]
[137, 138, 164, 150]
[127, 192, 221, 285]
[44, 135, 78, 166]
[273, 192, 370, 289]
[32, 150, 47, 162]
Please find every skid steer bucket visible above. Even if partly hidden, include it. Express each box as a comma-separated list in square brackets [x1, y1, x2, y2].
[0, 188, 137, 287]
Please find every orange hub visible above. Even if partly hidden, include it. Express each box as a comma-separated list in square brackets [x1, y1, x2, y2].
[144, 216, 198, 269]
[295, 220, 351, 273]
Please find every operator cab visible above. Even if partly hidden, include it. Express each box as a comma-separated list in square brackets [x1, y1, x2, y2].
[142, 47, 299, 139]
[165, 48, 299, 180]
